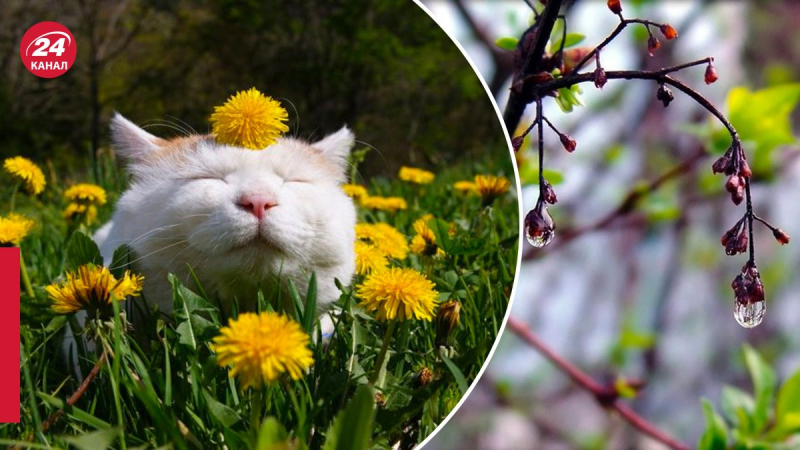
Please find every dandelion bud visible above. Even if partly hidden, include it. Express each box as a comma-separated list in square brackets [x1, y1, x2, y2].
[705, 64, 718, 84]
[647, 35, 661, 56]
[738, 159, 752, 178]
[525, 201, 556, 248]
[773, 228, 791, 245]
[594, 66, 607, 89]
[656, 84, 673, 107]
[416, 367, 434, 387]
[543, 180, 558, 204]
[607, 0, 622, 15]
[512, 136, 524, 152]
[435, 300, 461, 347]
[559, 133, 577, 153]
[660, 24, 678, 40]
[374, 392, 386, 408]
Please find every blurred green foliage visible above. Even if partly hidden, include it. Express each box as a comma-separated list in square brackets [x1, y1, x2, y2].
[700, 345, 800, 449]
[0, 0, 505, 178]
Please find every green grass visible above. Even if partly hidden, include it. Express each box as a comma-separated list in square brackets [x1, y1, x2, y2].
[3, 149, 517, 449]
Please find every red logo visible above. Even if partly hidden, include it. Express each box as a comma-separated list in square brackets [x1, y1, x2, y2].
[19, 22, 77, 79]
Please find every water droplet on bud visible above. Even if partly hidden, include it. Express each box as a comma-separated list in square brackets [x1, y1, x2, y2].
[734, 299, 765, 328]
[525, 202, 556, 248]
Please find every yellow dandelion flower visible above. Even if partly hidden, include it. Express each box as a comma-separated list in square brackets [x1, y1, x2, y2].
[0, 213, 35, 246]
[475, 175, 511, 205]
[360, 196, 407, 212]
[398, 166, 435, 184]
[212, 312, 314, 388]
[355, 241, 389, 276]
[64, 183, 107, 205]
[435, 300, 462, 346]
[355, 223, 409, 260]
[410, 218, 444, 257]
[46, 264, 144, 315]
[342, 184, 368, 200]
[453, 180, 478, 193]
[4, 156, 46, 195]
[357, 267, 439, 322]
[63, 203, 99, 225]
[210, 88, 289, 150]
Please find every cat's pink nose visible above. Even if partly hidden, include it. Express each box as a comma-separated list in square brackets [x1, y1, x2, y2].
[237, 194, 276, 220]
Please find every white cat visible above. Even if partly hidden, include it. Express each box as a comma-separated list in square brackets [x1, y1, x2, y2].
[95, 114, 357, 316]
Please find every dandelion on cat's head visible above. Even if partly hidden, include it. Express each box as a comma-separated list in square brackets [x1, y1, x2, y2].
[475, 175, 511, 206]
[398, 166, 435, 184]
[342, 184, 368, 201]
[410, 217, 445, 258]
[210, 87, 289, 150]
[355, 241, 389, 276]
[3, 156, 45, 195]
[355, 223, 409, 260]
[64, 183, 107, 205]
[0, 213, 35, 246]
[359, 196, 407, 212]
[211, 312, 314, 388]
[356, 267, 439, 322]
[46, 264, 144, 315]
[63, 203, 99, 225]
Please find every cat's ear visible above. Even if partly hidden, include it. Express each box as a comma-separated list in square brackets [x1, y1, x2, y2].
[313, 126, 355, 172]
[110, 113, 162, 162]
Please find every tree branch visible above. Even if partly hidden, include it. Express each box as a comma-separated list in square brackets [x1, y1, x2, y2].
[507, 317, 689, 450]
[503, 0, 564, 132]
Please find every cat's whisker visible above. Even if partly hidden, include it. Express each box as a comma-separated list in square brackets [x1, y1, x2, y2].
[278, 98, 299, 137]
[112, 240, 188, 270]
[165, 115, 199, 136]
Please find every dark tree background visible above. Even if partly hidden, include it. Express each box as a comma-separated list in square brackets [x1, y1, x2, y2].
[0, 0, 504, 177]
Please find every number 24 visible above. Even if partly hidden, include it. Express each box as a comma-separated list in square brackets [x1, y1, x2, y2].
[32, 37, 66, 57]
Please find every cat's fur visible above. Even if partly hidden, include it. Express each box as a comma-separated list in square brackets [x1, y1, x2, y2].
[96, 114, 357, 315]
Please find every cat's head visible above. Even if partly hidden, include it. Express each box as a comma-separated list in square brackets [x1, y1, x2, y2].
[109, 113, 356, 280]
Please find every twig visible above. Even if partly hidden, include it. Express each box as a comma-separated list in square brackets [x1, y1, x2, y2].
[507, 317, 689, 450]
[40, 351, 107, 433]
[523, 148, 706, 259]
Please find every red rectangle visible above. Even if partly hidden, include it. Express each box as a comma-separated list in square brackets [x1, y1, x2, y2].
[0, 248, 20, 423]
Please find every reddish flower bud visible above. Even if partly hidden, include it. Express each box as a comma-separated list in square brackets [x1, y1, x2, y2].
[660, 24, 678, 40]
[560, 133, 577, 152]
[543, 180, 558, 204]
[594, 66, 607, 89]
[725, 175, 741, 194]
[711, 154, 731, 175]
[731, 186, 744, 205]
[773, 228, 791, 245]
[721, 225, 739, 248]
[738, 159, 752, 178]
[656, 84, 673, 107]
[563, 47, 592, 74]
[735, 232, 748, 254]
[705, 64, 718, 84]
[512, 136, 524, 152]
[647, 35, 661, 56]
[607, 0, 622, 15]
